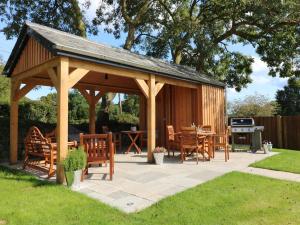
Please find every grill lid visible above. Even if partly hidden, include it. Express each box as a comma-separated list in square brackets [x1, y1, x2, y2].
[231, 118, 255, 127]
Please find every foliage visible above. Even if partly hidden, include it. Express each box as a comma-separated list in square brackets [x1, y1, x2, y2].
[0, 0, 87, 39]
[110, 112, 139, 125]
[0, 58, 10, 103]
[91, 0, 300, 91]
[276, 77, 300, 116]
[63, 147, 87, 172]
[228, 94, 277, 117]
[69, 90, 89, 123]
[2, 166, 300, 224]
[122, 94, 139, 116]
[251, 149, 300, 174]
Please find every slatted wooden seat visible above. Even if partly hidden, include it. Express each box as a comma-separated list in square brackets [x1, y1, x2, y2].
[80, 133, 114, 180]
[166, 125, 181, 156]
[102, 126, 121, 153]
[23, 126, 56, 178]
[180, 131, 207, 164]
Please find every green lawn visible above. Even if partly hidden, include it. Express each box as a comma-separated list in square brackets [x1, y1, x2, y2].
[1, 166, 300, 225]
[251, 148, 300, 174]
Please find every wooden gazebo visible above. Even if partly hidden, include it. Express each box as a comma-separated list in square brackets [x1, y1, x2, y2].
[3, 22, 226, 183]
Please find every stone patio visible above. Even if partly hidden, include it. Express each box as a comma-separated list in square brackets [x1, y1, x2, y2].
[4, 151, 276, 213]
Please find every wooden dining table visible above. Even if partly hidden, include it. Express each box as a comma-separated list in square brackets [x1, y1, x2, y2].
[121, 130, 146, 154]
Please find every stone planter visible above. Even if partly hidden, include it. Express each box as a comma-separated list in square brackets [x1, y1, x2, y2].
[71, 170, 82, 190]
[153, 152, 165, 165]
[263, 144, 269, 154]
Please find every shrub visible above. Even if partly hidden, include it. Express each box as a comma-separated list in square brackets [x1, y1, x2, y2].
[63, 147, 87, 172]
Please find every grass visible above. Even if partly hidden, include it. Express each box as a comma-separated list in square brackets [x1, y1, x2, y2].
[1, 166, 300, 225]
[251, 148, 300, 174]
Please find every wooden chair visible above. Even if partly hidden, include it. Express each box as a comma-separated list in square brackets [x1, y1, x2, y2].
[166, 125, 181, 156]
[201, 125, 212, 131]
[102, 126, 121, 153]
[80, 133, 114, 180]
[213, 127, 230, 162]
[45, 128, 77, 147]
[179, 131, 207, 164]
[23, 126, 56, 178]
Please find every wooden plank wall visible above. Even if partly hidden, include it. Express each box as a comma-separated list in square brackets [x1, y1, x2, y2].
[200, 84, 225, 134]
[12, 37, 53, 75]
[282, 116, 300, 150]
[140, 84, 226, 147]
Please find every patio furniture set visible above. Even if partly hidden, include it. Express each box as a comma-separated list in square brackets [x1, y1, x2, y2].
[23, 123, 230, 181]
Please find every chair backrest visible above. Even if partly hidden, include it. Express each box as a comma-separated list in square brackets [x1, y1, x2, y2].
[79, 133, 113, 162]
[24, 126, 52, 155]
[201, 125, 212, 132]
[166, 125, 175, 141]
[181, 126, 196, 132]
[180, 131, 198, 147]
[102, 126, 110, 134]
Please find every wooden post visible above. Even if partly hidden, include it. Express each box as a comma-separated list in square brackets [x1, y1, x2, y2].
[147, 74, 156, 162]
[89, 89, 96, 134]
[276, 115, 283, 148]
[56, 57, 69, 184]
[10, 79, 19, 164]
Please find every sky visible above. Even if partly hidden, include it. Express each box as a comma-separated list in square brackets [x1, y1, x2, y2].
[0, 1, 288, 102]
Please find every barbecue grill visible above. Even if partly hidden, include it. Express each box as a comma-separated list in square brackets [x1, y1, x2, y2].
[230, 118, 264, 152]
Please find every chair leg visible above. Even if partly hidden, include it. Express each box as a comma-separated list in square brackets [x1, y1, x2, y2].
[180, 148, 184, 163]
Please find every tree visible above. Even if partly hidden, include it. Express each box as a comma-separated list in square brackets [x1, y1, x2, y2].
[0, 0, 87, 39]
[90, 0, 158, 50]
[228, 94, 277, 117]
[0, 57, 10, 103]
[91, 0, 300, 91]
[122, 94, 139, 116]
[276, 77, 300, 116]
[69, 90, 89, 123]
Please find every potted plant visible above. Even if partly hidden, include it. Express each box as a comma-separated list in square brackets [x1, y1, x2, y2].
[153, 147, 166, 165]
[63, 147, 87, 190]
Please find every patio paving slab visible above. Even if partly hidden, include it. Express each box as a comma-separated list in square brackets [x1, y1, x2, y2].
[2, 151, 276, 213]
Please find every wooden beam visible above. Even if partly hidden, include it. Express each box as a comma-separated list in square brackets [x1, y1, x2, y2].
[14, 83, 36, 101]
[94, 91, 106, 103]
[155, 82, 164, 96]
[135, 79, 149, 98]
[56, 57, 69, 184]
[89, 89, 96, 134]
[147, 74, 156, 162]
[69, 58, 149, 80]
[13, 58, 60, 83]
[156, 76, 198, 89]
[47, 67, 58, 88]
[68, 68, 89, 88]
[26, 77, 141, 94]
[77, 87, 92, 105]
[10, 79, 19, 164]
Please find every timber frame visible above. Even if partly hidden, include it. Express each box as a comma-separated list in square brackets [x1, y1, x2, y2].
[5, 22, 226, 184]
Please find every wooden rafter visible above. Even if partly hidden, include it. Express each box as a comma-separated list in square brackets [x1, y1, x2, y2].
[155, 82, 165, 96]
[14, 83, 36, 101]
[135, 79, 149, 98]
[68, 68, 90, 88]
[47, 67, 58, 88]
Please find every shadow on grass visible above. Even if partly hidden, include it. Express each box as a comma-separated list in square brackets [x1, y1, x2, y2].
[0, 165, 57, 188]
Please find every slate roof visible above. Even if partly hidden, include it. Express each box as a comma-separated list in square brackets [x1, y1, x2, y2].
[3, 22, 225, 87]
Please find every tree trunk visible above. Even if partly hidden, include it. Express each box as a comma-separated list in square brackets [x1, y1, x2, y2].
[173, 49, 182, 65]
[118, 93, 122, 114]
[124, 25, 136, 50]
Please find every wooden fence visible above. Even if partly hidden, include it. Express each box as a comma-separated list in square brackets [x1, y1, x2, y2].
[229, 116, 300, 150]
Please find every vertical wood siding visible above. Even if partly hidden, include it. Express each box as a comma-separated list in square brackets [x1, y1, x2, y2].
[12, 37, 53, 75]
[140, 84, 226, 147]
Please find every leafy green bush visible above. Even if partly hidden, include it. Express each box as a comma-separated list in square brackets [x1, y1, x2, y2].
[110, 113, 139, 125]
[63, 147, 87, 187]
[63, 147, 87, 172]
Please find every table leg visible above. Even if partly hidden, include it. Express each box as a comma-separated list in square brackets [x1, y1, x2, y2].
[125, 134, 142, 154]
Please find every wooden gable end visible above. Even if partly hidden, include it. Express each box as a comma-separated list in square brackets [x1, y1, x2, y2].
[12, 37, 53, 76]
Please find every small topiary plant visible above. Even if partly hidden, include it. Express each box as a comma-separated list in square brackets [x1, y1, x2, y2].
[63, 147, 87, 187]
